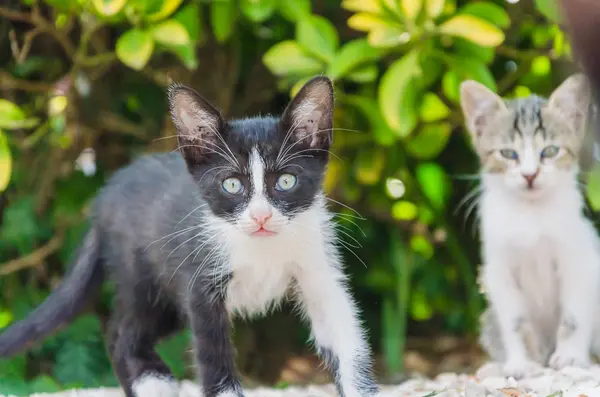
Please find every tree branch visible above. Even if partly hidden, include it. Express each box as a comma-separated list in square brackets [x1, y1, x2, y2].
[0, 70, 54, 92]
[0, 233, 64, 276]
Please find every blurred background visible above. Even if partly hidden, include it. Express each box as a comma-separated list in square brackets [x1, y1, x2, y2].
[0, 0, 598, 394]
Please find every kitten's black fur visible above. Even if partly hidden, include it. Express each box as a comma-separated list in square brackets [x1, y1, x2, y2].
[0, 77, 378, 397]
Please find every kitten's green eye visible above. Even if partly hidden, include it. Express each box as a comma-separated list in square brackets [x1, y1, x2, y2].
[541, 145, 560, 159]
[222, 177, 244, 195]
[500, 149, 519, 160]
[275, 174, 297, 192]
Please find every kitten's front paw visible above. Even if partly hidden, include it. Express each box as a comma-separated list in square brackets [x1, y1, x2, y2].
[549, 348, 591, 370]
[502, 359, 544, 379]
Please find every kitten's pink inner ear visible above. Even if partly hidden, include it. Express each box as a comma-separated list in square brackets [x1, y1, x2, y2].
[179, 109, 198, 137]
[296, 110, 323, 147]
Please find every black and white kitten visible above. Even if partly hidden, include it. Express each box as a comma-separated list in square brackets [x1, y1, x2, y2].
[0, 77, 380, 397]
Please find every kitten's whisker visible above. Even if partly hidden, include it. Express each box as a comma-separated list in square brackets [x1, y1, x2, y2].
[333, 214, 366, 238]
[322, 196, 365, 220]
[175, 203, 209, 229]
[454, 186, 482, 217]
[144, 225, 202, 251]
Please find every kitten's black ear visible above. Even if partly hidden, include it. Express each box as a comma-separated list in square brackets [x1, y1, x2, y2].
[547, 73, 591, 134]
[460, 80, 507, 141]
[167, 83, 225, 165]
[280, 76, 334, 149]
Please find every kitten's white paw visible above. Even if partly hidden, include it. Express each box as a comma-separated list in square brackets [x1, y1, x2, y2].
[549, 348, 591, 370]
[132, 374, 179, 397]
[502, 359, 544, 379]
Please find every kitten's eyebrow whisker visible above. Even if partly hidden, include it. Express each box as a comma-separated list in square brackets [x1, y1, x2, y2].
[175, 143, 239, 172]
[322, 196, 365, 220]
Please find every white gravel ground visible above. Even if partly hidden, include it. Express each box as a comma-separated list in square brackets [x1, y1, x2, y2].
[4, 364, 600, 397]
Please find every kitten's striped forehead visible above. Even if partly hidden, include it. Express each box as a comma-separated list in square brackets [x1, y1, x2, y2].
[509, 96, 547, 140]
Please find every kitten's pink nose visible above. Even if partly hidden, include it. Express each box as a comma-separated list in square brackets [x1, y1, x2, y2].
[251, 209, 272, 225]
[522, 170, 539, 188]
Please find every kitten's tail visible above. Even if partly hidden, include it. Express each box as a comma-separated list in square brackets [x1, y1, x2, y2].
[0, 227, 103, 357]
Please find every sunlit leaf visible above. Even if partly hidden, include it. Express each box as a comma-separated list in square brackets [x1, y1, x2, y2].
[92, 0, 126, 16]
[442, 70, 460, 102]
[438, 14, 505, 47]
[29, 375, 61, 394]
[459, 2, 510, 29]
[168, 43, 198, 70]
[368, 25, 410, 48]
[426, 0, 445, 18]
[416, 162, 449, 209]
[297, 15, 339, 63]
[342, 0, 382, 14]
[347, 64, 379, 83]
[587, 164, 600, 211]
[48, 95, 68, 116]
[327, 38, 386, 79]
[263, 41, 323, 77]
[419, 93, 450, 122]
[401, 0, 422, 20]
[0, 309, 12, 329]
[146, 0, 183, 21]
[0, 100, 26, 129]
[378, 49, 422, 136]
[406, 122, 452, 159]
[241, 0, 277, 22]
[392, 200, 418, 221]
[174, 3, 202, 41]
[278, 0, 311, 21]
[0, 131, 12, 195]
[211, 0, 236, 43]
[347, 13, 388, 32]
[151, 19, 190, 46]
[535, 0, 561, 23]
[116, 29, 154, 70]
[532, 55, 551, 76]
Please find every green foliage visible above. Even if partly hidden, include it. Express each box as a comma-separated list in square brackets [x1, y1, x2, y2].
[0, 0, 582, 388]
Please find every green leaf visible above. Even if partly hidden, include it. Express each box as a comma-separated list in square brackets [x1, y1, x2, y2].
[0, 197, 40, 254]
[392, 200, 418, 221]
[0, 100, 25, 129]
[406, 122, 452, 159]
[116, 29, 155, 70]
[0, 378, 29, 397]
[587, 164, 600, 211]
[453, 37, 495, 65]
[344, 95, 397, 146]
[29, 376, 61, 394]
[442, 70, 460, 102]
[0, 355, 26, 380]
[296, 15, 339, 63]
[327, 38, 386, 80]
[438, 14, 505, 47]
[278, 0, 311, 21]
[535, 0, 561, 23]
[459, 2, 510, 29]
[416, 162, 449, 210]
[241, 0, 277, 22]
[532, 55, 551, 76]
[354, 149, 385, 185]
[174, 3, 202, 41]
[411, 287, 434, 319]
[92, 0, 126, 16]
[378, 49, 422, 136]
[263, 41, 323, 77]
[211, 0, 236, 43]
[0, 130, 12, 192]
[43, 0, 77, 13]
[346, 64, 378, 83]
[450, 56, 496, 92]
[0, 309, 12, 329]
[151, 19, 190, 46]
[146, 0, 184, 21]
[156, 330, 191, 379]
[419, 93, 450, 122]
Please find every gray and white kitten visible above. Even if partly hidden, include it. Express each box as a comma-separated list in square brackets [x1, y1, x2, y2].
[0, 77, 380, 397]
[460, 74, 600, 379]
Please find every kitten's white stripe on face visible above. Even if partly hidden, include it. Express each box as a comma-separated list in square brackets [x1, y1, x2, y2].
[248, 147, 265, 198]
[132, 374, 179, 397]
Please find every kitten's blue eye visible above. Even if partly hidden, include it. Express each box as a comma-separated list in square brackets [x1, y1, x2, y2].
[541, 145, 560, 159]
[222, 177, 244, 195]
[500, 149, 518, 160]
[275, 174, 297, 192]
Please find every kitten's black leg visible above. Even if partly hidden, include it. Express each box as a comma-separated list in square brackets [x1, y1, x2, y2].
[107, 304, 181, 397]
[188, 292, 244, 397]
